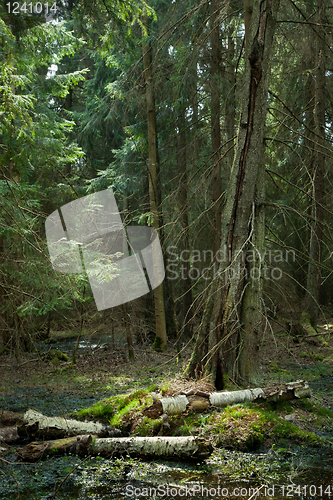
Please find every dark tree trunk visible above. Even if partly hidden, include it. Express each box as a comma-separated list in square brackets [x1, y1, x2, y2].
[186, 0, 280, 387]
[178, 108, 193, 338]
[304, 0, 325, 328]
[142, 15, 167, 351]
[210, 0, 222, 256]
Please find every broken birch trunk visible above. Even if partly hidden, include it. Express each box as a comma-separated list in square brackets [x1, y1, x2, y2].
[17, 409, 122, 440]
[16, 435, 212, 462]
[157, 380, 311, 416]
[16, 434, 92, 461]
[90, 436, 211, 461]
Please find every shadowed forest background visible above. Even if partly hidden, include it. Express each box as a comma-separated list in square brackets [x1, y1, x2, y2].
[1, 0, 333, 389]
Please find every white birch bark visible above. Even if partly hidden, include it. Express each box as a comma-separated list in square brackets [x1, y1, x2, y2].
[209, 388, 265, 407]
[17, 409, 118, 439]
[159, 380, 311, 415]
[161, 395, 189, 415]
[90, 436, 211, 460]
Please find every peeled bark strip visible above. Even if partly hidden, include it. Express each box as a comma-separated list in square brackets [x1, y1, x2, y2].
[17, 409, 122, 439]
[90, 436, 212, 461]
[260, 380, 312, 401]
[159, 380, 311, 415]
[16, 434, 92, 462]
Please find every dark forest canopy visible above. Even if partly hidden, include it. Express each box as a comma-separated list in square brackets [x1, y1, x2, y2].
[1, 0, 333, 388]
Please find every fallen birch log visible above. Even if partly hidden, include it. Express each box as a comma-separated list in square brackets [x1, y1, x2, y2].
[17, 409, 122, 440]
[16, 435, 212, 462]
[158, 380, 311, 416]
[91, 436, 212, 461]
[16, 434, 92, 462]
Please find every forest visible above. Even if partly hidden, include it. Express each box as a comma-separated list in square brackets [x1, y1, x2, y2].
[1, 0, 333, 498]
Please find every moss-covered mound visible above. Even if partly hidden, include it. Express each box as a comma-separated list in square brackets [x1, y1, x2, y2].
[71, 384, 332, 451]
[73, 385, 158, 428]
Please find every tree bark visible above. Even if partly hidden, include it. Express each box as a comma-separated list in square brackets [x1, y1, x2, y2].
[186, 0, 280, 387]
[122, 303, 135, 360]
[178, 107, 193, 338]
[211, 0, 222, 257]
[16, 435, 92, 462]
[17, 409, 122, 440]
[142, 14, 167, 351]
[155, 380, 311, 416]
[16, 435, 212, 462]
[304, 0, 325, 328]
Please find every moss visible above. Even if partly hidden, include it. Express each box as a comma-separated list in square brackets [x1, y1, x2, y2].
[49, 349, 69, 362]
[72, 385, 158, 425]
[208, 406, 266, 451]
[152, 335, 166, 351]
[134, 416, 162, 436]
[207, 402, 325, 451]
[301, 310, 317, 335]
[75, 401, 115, 421]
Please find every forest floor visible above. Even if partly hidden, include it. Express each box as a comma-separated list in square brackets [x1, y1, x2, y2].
[0, 310, 333, 444]
[1, 311, 333, 496]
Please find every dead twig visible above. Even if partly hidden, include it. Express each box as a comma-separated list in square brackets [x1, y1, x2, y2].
[50, 455, 91, 500]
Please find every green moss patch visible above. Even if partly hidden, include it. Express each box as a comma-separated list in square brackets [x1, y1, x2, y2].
[72, 385, 158, 427]
[209, 406, 267, 451]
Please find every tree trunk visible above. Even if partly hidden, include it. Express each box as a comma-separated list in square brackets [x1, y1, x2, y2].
[210, 0, 222, 256]
[147, 380, 311, 417]
[142, 14, 167, 351]
[304, 0, 325, 328]
[178, 107, 193, 338]
[90, 435, 212, 461]
[122, 303, 135, 360]
[17, 409, 122, 440]
[186, 0, 280, 387]
[16, 435, 92, 462]
[225, 17, 236, 181]
[16, 435, 212, 462]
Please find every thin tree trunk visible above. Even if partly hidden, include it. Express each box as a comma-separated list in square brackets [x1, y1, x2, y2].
[142, 14, 167, 351]
[304, 0, 325, 328]
[225, 19, 236, 179]
[211, 0, 222, 256]
[122, 303, 135, 360]
[178, 108, 193, 338]
[186, 0, 280, 387]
